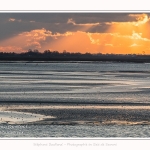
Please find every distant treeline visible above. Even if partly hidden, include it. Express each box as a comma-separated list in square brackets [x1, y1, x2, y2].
[0, 49, 150, 63]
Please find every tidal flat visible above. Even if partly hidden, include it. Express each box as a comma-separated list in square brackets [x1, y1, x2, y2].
[0, 62, 150, 137]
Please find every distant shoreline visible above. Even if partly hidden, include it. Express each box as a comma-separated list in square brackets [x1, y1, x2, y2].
[0, 60, 148, 63]
[0, 59, 149, 63]
[1, 51, 150, 63]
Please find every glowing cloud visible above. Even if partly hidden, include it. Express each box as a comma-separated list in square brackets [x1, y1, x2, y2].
[87, 33, 100, 45]
[0, 28, 74, 53]
[129, 14, 149, 26]
[129, 43, 141, 47]
[8, 18, 21, 22]
[67, 18, 100, 26]
[8, 18, 16, 22]
[105, 44, 113, 47]
[130, 31, 150, 41]
[106, 14, 149, 27]
[0, 46, 22, 53]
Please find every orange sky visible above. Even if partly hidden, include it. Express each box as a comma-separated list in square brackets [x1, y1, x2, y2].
[0, 13, 150, 54]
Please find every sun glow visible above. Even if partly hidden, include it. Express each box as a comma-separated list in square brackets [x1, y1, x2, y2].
[103, 14, 150, 54]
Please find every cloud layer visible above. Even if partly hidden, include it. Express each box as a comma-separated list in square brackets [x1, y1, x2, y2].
[0, 13, 150, 54]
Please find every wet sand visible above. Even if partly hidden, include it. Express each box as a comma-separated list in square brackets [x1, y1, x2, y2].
[1, 103, 150, 125]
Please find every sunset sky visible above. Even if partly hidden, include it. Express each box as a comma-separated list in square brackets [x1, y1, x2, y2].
[1, 13, 150, 54]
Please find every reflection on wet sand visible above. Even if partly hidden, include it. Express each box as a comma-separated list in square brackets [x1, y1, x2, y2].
[0, 103, 150, 125]
[0, 108, 55, 124]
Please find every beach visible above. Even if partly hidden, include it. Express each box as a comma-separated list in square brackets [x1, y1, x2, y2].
[0, 62, 150, 137]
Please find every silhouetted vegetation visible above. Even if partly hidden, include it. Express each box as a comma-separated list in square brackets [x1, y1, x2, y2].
[0, 49, 150, 63]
